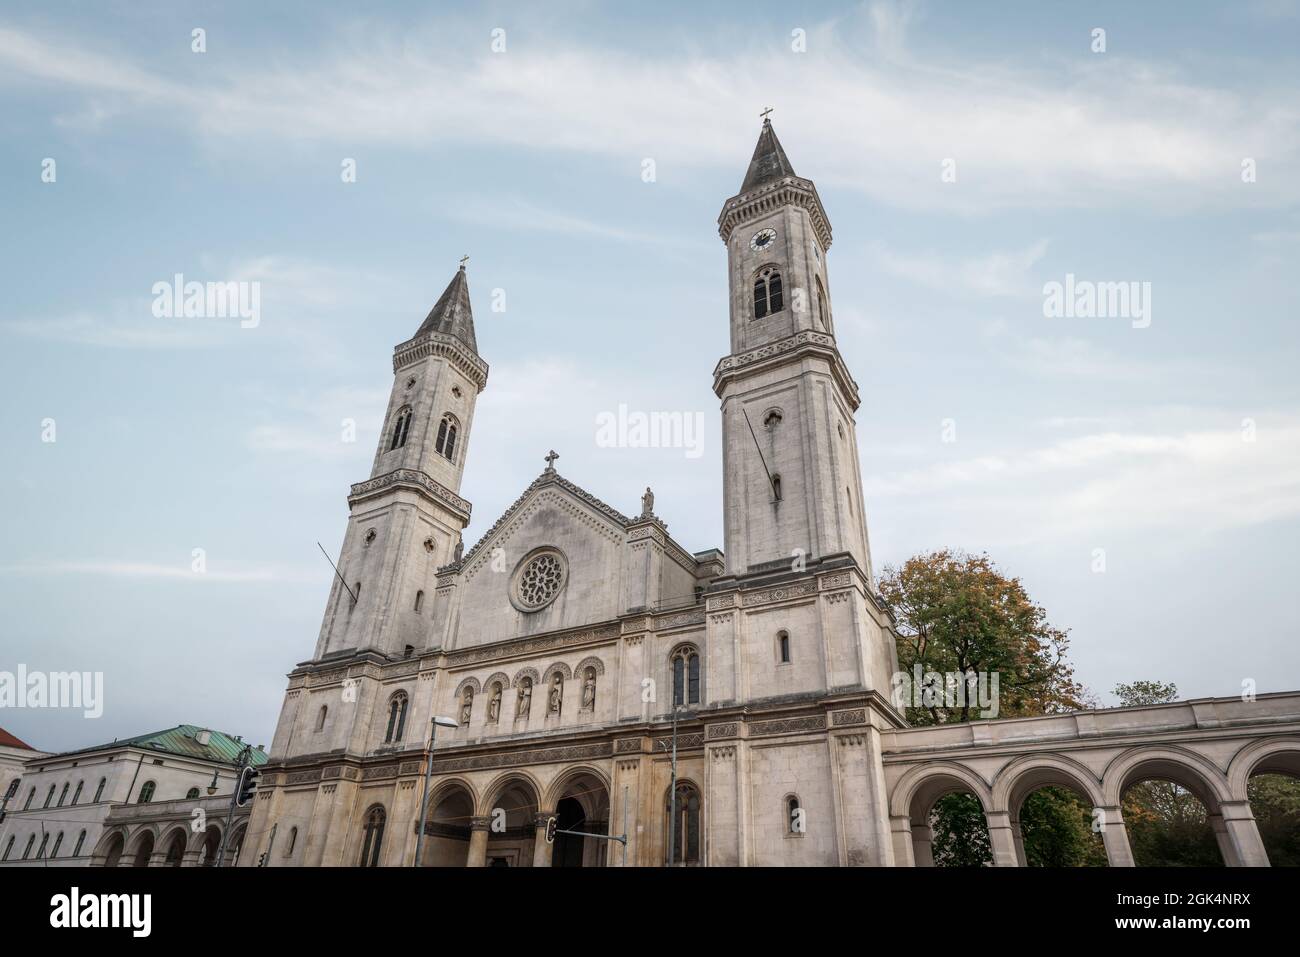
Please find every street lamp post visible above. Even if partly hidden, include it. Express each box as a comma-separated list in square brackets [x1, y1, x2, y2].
[413, 715, 459, 867]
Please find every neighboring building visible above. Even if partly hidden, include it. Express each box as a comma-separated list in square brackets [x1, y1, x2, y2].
[241, 119, 1300, 867]
[0, 728, 47, 822]
[0, 724, 267, 867]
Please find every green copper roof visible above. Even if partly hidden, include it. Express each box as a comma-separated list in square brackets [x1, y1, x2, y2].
[56, 724, 269, 766]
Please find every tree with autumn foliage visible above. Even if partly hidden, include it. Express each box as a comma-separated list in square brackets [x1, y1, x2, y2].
[878, 549, 1086, 725]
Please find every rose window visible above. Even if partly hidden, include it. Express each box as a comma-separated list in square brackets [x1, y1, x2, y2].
[516, 552, 565, 609]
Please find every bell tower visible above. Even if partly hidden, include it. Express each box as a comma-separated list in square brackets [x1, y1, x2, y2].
[714, 118, 872, 579]
[314, 262, 488, 659]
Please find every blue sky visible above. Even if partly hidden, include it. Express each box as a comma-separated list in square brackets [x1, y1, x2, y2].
[2, 1, 1298, 752]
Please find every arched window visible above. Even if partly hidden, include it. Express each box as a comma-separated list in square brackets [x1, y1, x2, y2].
[137, 780, 156, 804]
[815, 275, 828, 330]
[71, 780, 84, 805]
[286, 826, 298, 856]
[316, 705, 328, 731]
[186, 787, 200, 799]
[435, 414, 459, 461]
[73, 830, 87, 857]
[672, 646, 701, 707]
[787, 795, 803, 834]
[35, 833, 49, 859]
[414, 590, 424, 613]
[388, 406, 413, 451]
[771, 473, 783, 502]
[22, 834, 35, 860]
[359, 806, 386, 867]
[777, 630, 791, 664]
[666, 782, 702, 865]
[57, 782, 69, 807]
[753, 266, 784, 319]
[24, 786, 34, 810]
[43, 784, 55, 808]
[384, 693, 409, 743]
[2, 836, 13, 861]
[93, 778, 106, 803]
[51, 832, 64, 858]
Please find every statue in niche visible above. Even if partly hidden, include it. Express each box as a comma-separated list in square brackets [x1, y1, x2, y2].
[581, 668, 596, 712]
[460, 687, 473, 726]
[488, 683, 502, 722]
[549, 674, 563, 715]
[453, 537, 464, 562]
[641, 486, 654, 518]
[516, 678, 532, 719]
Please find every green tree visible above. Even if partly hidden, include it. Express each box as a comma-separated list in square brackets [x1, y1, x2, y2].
[880, 549, 1084, 725]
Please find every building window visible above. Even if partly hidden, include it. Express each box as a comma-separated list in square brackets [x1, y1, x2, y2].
[388, 407, 413, 451]
[384, 693, 409, 743]
[666, 782, 702, 865]
[73, 830, 87, 857]
[51, 832, 64, 858]
[672, 646, 701, 707]
[24, 787, 34, 810]
[93, 778, 106, 803]
[771, 473, 783, 502]
[777, 630, 791, 664]
[359, 806, 386, 867]
[186, 787, 200, 799]
[286, 826, 298, 856]
[753, 266, 784, 319]
[787, 796, 804, 834]
[35, 833, 49, 859]
[137, 780, 156, 804]
[316, 705, 328, 731]
[57, 782, 69, 807]
[815, 275, 828, 330]
[414, 590, 424, 613]
[2, 836, 13, 861]
[22, 834, 35, 859]
[435, 414, 459, 461]
[71, 780, 84, 805]
[43, 784, 55, 808]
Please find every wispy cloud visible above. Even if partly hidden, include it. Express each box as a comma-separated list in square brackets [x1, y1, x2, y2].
[0, 559, 319, 584]
[3, 8, 1296, 212]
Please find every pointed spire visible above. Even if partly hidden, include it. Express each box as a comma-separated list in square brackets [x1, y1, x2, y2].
[739, 117, 797, 193]
[413, 262, 478, 353]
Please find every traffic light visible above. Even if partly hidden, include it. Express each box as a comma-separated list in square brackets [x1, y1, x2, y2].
[544, 816, 557, 844]
[236, 766, 259, 807]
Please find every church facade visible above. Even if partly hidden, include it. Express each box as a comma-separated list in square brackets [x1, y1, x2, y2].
[240, 122, 1300, 868]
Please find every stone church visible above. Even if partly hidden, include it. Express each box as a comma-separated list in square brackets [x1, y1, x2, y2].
[242, 121, 1300, 867]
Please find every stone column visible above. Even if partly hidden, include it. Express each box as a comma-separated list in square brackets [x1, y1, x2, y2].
[1011, 819, 1027, 867]
[911, 822, 934, 867]
[466, 816, 490, 867]
[1096, 805, 1134, 867]
[1219, 801, 1270, 867]
[984, 810, 1019, 866]
[532, 813, 554, 867]
[889, 816, 916, 867]
[146, 849, 168, 867]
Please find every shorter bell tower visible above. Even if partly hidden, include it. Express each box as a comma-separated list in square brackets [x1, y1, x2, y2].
[314, 263, 489, 659]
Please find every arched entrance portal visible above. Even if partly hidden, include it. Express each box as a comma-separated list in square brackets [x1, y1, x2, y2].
[548, 770, 610, 868]
[421, 782, 474, 867]
[484, 777, 540, 868]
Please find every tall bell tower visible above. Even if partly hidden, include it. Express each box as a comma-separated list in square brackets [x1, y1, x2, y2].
[314, 263, 489, 660]
[714, 118, 873, 580]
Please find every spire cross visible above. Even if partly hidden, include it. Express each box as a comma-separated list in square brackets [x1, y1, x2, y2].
[760, 106, 773, 122]
[544, 449, 559, 470]
[459, 254, 470, 268]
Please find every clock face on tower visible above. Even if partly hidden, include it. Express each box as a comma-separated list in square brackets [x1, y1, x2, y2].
[749, 228, 777, 252]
